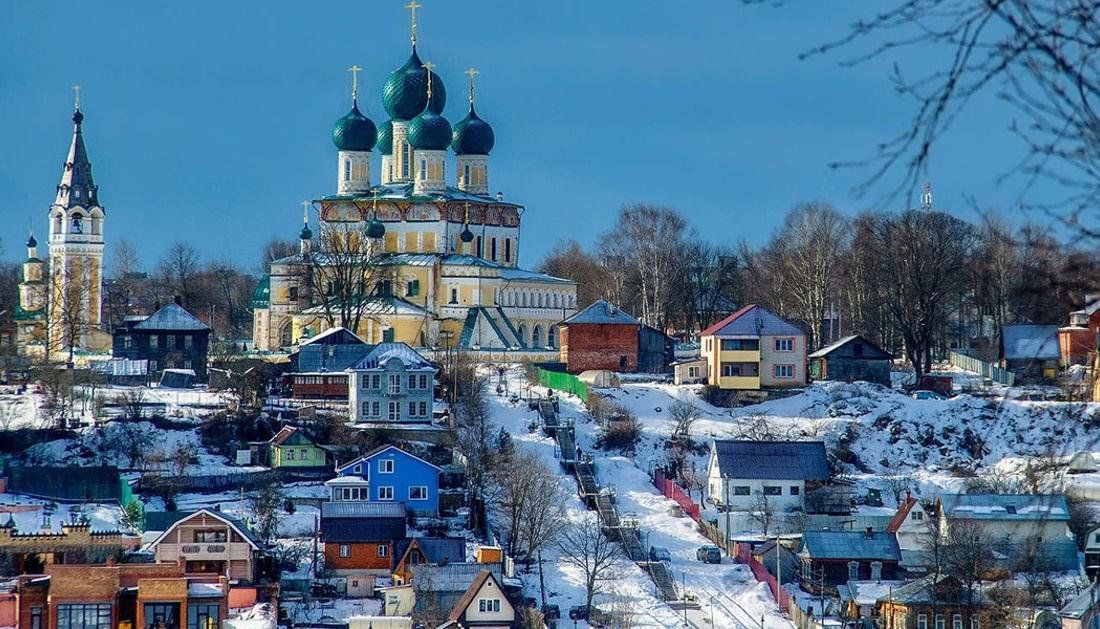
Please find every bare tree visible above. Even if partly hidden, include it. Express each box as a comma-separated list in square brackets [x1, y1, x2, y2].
[558, 512, 622, 612]
[156, 241, 201, 304]
[668, 398, 702, 445]
[537, 238, 609, 310]
[670, 237, 741, 334]
[749, 490, 775, 537]
[488, 448, 540, 557]
[248, 479, 286, 542]
[117, 387, 147, 420]
[455, 373, 497, 531]
[303, 222, 394, 336]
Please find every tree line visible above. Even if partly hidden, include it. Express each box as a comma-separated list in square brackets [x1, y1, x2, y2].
[540, 202, 1099, 378]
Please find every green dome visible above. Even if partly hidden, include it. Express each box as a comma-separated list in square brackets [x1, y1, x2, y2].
[377, 120, 394, 155]
[299, 223, 313, 240]
[382, 47, 446, 121]
[451, 104, 495, 155]
[365, 217, 386, 239]
[408, 109, 452, 151]
[332, 101, 377, 151]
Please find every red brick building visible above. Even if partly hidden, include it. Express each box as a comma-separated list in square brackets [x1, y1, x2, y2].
[560, 300, 642, 373]
[1059, 296, 1100, 366]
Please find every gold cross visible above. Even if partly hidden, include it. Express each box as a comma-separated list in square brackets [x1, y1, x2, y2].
[465, 67, 479, 104]
[72, 84, 81, 110]
[422, 61, 436, 100]
[405, 1, 422, 45]
[348, 65, 362, 100]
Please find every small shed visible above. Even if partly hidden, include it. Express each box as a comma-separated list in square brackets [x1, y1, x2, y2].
[577, 370, 619, 388]
[159, 368, 195, 389]
[671, 357, 707, 385]
[808, 335, 892, 386]
[1068, 451, 1098, 474]
[1000, 324, 1060, 382]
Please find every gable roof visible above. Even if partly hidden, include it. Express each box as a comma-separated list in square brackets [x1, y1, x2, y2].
[412, 561, 498, 593]
[268, 425, 314, 447]
[149, 509, 262, 549]
[701, 304, 803, 338]
[446, 570, 510, 623]
[143, 510, 191, 533]
[1001, 324, 1060, 360]
[296, 343, 373, 373]
[320, 503, 407, 542]
[336, 444, 442, 475]
[349, 342, 435, 370]
[711, 440, 830, 481]
[808, 334, 892, 359]
[886, 496, 919, 533]
[300, 326, 367, 346]
[800, 530, 901, 562]
[561, 300, 639, 326]
[133, 303, 211, 332]
[937, 493, 1070, 522]
[400, 537, 466, 567]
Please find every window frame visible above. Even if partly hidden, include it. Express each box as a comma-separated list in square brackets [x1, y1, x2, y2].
[409, 485, 428, 501]
[378, 486, 394, 501]
[378, 458, 395, 474]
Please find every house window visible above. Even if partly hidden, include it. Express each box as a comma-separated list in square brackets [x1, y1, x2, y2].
[720, 339, 760, 351]
[388, 401, 400, 421]
[57, 604, 112, 629]
[478, 599, 501, 613]
[774, 364, 794, 378]
[339, 544, 350, 557]
[733, 486, 750, 496]
[935, 615, 945, 629]
[143, 604, 179, 629]
[150, 360, 158, 371]
[30, 606, 43, 629]
[409, 401, 417, 417]
[952, 615, 963, 629]
[299, 448, 309, 460]
[151, 335, 159, 349]
[388, 374, 401, 394]
[187, 604, 219, 629]
[790, 486, 800, 495]
[419, 373, 429, 389]
[286, 450, 296, 460]
[871, 561, 882, 581]
[194, 530, 227, 543]
[409, 486, 428, 500]
[775, 338, 794, 352]
[371, 374, 381, 389]
[912, 510, 924, 521]
[377, 544, 388, 557]
[847, 561, 859, 580]
[379, 459, 395, 474]
[378, 486, 394, 500]
[721, 362, 758, 377]
[917, 615, 928, 629]
[122, 335, 132, 349]
[763, 486, 782, 496]
[688, 366, 698, 378]
[419, 401, 427, 417]
[371, 401, 381, 418]
[406, 279, 420, 297]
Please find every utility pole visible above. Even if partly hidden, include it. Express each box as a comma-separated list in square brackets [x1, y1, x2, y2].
[724, 477, 731, 556]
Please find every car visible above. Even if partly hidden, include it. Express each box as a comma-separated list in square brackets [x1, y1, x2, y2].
[910, 389, 944, 400]
[648, 546, 672, 562]
[542, 604, 561, 620]
[696, 545, 722, 564]
[568, 605, 590, 621]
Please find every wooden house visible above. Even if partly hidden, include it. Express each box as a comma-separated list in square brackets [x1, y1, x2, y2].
[148, 509, 263, 582]
[808, 334, 892, 386]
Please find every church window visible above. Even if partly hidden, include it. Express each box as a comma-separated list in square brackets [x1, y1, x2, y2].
[504, 238, 512, 263]
[419, 159, 426, 181]
[288, 286, 298, 301]
[71, 215, 83, 233]
[449, 287, 458, 304]
[343, 159, 351, 181]
[401, 141, 411, 179]
[537, 293, 543, 307]
[548, 325, 558, 348]
[490, 238, 497, 261]
[463, 163, 471, 185]
[406, 279, 420, 297]
[476, 235, 482, 258]
[521, 293, 527, 307]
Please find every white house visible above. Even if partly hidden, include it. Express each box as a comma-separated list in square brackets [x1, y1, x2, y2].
[936, 493, 1078, 571]
[705, 440, 830, 512]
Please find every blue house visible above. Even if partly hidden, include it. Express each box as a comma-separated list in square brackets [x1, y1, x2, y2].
[328, 444, 442, 517]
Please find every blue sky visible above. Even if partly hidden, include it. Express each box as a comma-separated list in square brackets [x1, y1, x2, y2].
[1, 2, 1033, 272]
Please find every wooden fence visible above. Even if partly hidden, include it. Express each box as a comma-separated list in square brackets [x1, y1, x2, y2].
[653, 470, 701, 520]
[949, 350, 1015, 386]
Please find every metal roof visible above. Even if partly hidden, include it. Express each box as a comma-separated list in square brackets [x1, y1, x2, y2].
[1001, 324, 1060, 360]
[498, 267, 574, 284]
[711, 440, 830, 480]
[350, 342, 435, 370]
[319, 183, 521, 208]
[808, 335, 892, 359]
[134, 303, 211, 332]
[937, 493, 1070, 521]
[562, 300, 639, 326]
[298, 343, 372, 373]
[321, 502, 408, 519]
[412, 561, 495, 593]
[320, 503, 407, 542]
[701, 304, 803, 338]
[800, 530, 901, 561]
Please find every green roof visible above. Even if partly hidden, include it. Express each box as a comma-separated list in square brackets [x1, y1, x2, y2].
[408, 109, 452, 151]
[382, 46, 446, 121]
[332, 100, 377, 152]
[451, 104, 495, 155]
[13, 303, 43, 321]
[251, 275, 271, 309]
[377, 119, 394, 155]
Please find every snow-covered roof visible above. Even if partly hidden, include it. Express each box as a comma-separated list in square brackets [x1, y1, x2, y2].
[349, 342, 435, 370]
[320, 502, 407, 519]
[149, 508, 262, 549]
[808, 335, 892, 359]
[711, 440, 830, 481]
[701, 304, 803, 338]
[562, 300, 639, 326]
[937, 493, 1069, 521]
[299, 326, 367, 346]
[800, 530, 901, 562]
[837, 580, 904, 606]
[1000, 324, 1060, 360]
[133, 303, 211, 332]
[498, 267, 574, 284]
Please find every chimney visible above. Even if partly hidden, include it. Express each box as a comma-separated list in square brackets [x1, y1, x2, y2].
[496, 191, 504, 202]
[905, 489, 912, 501]
[173, 295, 183, 306]
[865, 526, 874, 539]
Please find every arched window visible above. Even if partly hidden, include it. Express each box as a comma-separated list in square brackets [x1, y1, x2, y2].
[90, 217, 101, 235]
[521, 293, 527, 307]
[553, 293, 559, 308]
[548, 325, 558, 348]
[518, 323, 527, 346]
[71, 214, 84, 234]
[344, 159, 351, 181]
[419, 159, 427, 181]
[490, 237, 497, 261]
[53, 213, 62, 235]
[533, 324, 543, 348]
[279, 322, 293, 347]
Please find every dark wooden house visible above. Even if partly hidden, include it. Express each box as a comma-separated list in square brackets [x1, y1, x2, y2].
[112, 299, 212, 382]
[287, 327, 371, 399]
[808, 334, 892, 386]
[797, 529, 901, 593]
[878, 575, 989, 629]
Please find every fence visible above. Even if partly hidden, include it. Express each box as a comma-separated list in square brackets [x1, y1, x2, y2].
[653, 470, 701, 520]
[537, 368, 589, 400]
[737, 544, 790, 612]
[949, 350, 1015, 386]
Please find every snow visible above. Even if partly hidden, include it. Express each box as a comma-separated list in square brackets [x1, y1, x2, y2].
[0, 494, 125, 533]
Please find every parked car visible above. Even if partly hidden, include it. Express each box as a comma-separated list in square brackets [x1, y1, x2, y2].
[542, 604, 561, 620]
[649, 546, 671, 562]
[568, 606, 610, 624]
[568, 605, 590, 621]
[910, 389, 945, 400]
[696, 545, 722, 564]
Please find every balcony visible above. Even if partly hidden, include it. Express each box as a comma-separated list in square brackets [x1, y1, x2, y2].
[719, 350, 761, 363]
[717, 376, 761, 390]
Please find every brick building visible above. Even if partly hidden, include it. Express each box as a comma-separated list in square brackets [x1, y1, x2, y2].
[319, 501, 407, 598]
[10, 560, 229, 629]
[559, 300, 643, 373]
[0, 521, 141, 576]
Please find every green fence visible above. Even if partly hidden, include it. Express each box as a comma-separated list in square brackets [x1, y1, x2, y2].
[538, 368, 589, 400]
[949, 350, 1015, 386]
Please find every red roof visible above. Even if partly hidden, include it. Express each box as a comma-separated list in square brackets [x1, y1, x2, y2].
[886, 496, 918, 533]
[700, 304, 757, 337]
[268, 425, 298, 447]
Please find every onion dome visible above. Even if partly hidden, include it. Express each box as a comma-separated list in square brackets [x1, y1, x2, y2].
[460, 224, 474, 243]
[451, 105, 495, 155]
[299, 222, 312, 240]
[332, 101, 377, 151]
[408, 108, 452, 151]
[73, 109, 84, 125]
[377, 120, 394, 155]
[382, 47, 446, 121]
[26, 233, 37, 248]
[365, 217, 386, 240]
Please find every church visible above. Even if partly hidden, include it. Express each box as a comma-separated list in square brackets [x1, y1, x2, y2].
[16, 96, 111, 360]
[252, 7, 577, 355]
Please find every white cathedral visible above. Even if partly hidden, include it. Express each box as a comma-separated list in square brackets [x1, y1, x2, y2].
[252, 10, 578, 353]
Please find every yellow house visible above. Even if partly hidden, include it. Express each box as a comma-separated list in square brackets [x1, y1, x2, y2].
[700, 304, 807, 390]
